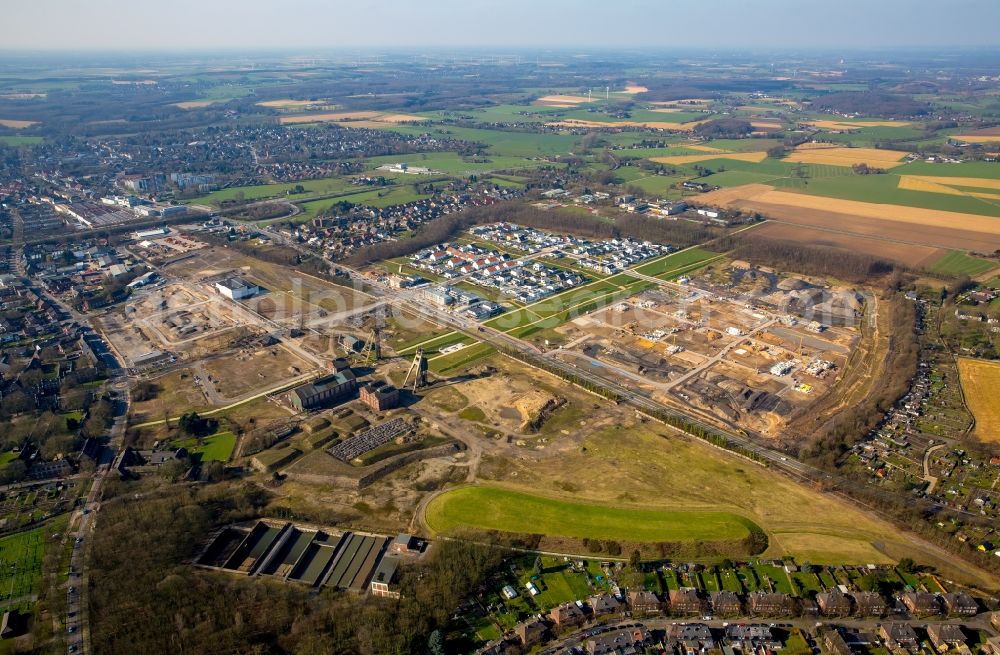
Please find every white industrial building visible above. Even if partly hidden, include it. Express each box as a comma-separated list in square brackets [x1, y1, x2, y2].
[215, 277, 260, 300]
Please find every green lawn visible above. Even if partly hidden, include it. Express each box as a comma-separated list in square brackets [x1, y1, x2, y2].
[173, 431, 236, 462]
[633, 247, 721, 277]
[929, 250, 997, 276]
[189, 176, 358, 205]
[425, 485, 758, 542]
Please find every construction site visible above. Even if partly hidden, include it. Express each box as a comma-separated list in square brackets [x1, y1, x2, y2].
[550, 263, 865, 438]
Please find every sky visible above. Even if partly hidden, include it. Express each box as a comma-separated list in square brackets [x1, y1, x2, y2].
[2, 0, 999, 51]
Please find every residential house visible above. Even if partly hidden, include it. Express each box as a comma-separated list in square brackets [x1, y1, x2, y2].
[941, 592, 978, 617]
[926, 625, 966, 652]
[725, 625, 780, 651]
[901, 591, 940, 617]
[628, 590, 662, 615]
[748, 591, 794, 617]
[514, 618, 549, 648]
[853, 591, 888, 617]
[588, 593, 622, 618]
[817, 590, 853, 617]
[710, 590, 742, 616]
[669, 623, 715, 653]
[825, 631, 854, 655]
[550, 602, 586, 630]
[587, 626, 651, 655]
[669, 588, 706, 615]
[880, 623, 918, 651]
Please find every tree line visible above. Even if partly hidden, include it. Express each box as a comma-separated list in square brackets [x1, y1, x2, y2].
[715, 234, 897, 284]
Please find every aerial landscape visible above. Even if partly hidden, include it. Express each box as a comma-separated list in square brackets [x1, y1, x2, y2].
[1, 1, 1000, 653]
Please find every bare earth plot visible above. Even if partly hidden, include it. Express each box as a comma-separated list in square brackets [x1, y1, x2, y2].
[700, 183, 1000, 251]
[957, 358, 1000, 444]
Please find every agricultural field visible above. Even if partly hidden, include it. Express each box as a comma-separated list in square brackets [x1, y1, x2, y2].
[425, 486, 757, 542]
[957, 358, 1000, 443]
[0, 136, 42, 146]
[276, 110, 426, 126]
[784, 145, 910, 168]
[699, 183, 1000, 252]
[929, 250, 998, 277]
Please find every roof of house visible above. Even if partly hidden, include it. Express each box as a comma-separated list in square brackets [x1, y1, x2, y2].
[371, 555, 400, 586]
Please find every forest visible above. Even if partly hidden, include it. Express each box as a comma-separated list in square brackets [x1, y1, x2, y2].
[85, 479, 508, 655]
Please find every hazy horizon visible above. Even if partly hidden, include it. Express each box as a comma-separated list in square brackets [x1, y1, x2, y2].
[3, 0, 999, 52]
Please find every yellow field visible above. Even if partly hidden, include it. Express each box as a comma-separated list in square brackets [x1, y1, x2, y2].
[651, 151, 768, 165]
[173, 101, 214, 110]
[785, 145, 909, 168]
[954, 135, 1000, 143]
[957, 358, 1000, 443]
[700, 183, 1000, 233]
[623, 85, 648, 94]
[806, 120, 913, 130]
[898, 176, 964, 196]
[536, 94, 593, 104]
[901, 175, 1000, 191]
[898, 176, 1000, 201]
[0, 119, 37, 129]
[256, 99, 321, 108]
[651, 107, 684, 113]
[548, 118, 709, 131]
[279, 111, 426, 125]
[685, 144, 726, 153]
[751, 121, 782, 130]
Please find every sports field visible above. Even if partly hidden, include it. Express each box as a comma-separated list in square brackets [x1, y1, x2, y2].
[425, 486, 757, 542]
[957, 358, 1000, 444]
[0, 525, 47, 606]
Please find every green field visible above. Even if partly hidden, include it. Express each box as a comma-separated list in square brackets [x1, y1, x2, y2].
[0, 526, 47, 607]
[364, 151, 559, 174]
[190, 176, 358, 205]
[0, 136, 42, 146]
[929, 250, 997, 276]
[425, 486, 757, 542]
[294, 186, 431, 221]
[633, 247, 721, 277]
[173, 431, 236, 462]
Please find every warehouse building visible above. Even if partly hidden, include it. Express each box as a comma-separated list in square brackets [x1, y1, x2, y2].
[215, 276, 260, 300]
[290, 370, 357, 411]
